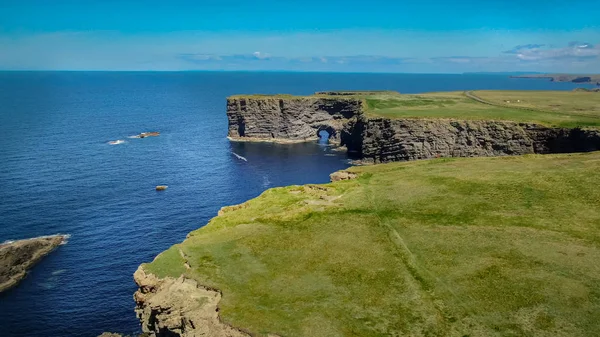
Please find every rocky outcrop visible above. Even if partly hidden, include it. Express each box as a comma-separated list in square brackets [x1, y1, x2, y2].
[133, 267, 249, 337]
[330, 170, 358, 182]
[227, 96, 600, 163]
[226, 96, 362, 142]
[0, 234, 67, 292]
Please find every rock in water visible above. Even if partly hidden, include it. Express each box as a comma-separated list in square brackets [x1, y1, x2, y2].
[139, 132, 160, 138]
[155, 185, 168, 191]
[0, 235, 66, 292]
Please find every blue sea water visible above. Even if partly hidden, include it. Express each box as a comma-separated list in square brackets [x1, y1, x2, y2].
[0, 72, 591, 337]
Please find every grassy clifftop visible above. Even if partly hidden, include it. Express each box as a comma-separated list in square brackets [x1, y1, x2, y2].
[144, 152, 600, 336]
[228, 90, 600, 128]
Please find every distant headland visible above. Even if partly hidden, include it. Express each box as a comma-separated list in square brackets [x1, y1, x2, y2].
[511, 73, 600, 85]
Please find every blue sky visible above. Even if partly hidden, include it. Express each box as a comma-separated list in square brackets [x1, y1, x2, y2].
[1, 0, 599, 72]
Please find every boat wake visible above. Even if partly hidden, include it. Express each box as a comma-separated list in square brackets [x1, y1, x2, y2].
[231, 152, 248, 162]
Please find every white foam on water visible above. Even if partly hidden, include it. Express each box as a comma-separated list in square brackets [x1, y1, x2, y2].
[1, 234, 70, 246]
[231, 152, 248, 162]
[262, 175, 271, 188]
[108, 140, 126, 145]
[60, 234, 71, 245]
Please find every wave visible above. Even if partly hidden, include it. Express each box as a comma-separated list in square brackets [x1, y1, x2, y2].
[1, 233, 70, 245]
[108, 140, 126, 145]
[231, 152, 248, 162]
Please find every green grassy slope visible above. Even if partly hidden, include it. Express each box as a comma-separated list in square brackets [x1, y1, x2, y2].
[363, 91, 600, 128]
[144, 152, 600, 337]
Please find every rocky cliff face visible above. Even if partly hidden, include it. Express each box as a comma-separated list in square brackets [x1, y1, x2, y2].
[353, 118, 600, 163]
[134, 267, 250, 337]
[226, 96, 600, 163]
[0, 235, 66, 292]
[226, 97, 362, 142]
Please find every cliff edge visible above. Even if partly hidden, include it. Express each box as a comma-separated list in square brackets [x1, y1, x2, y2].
[133, 263, 252, 337]
[226, 91, 600, 163]
[0, 234, 67, 292]
[136, 152, 600, 336]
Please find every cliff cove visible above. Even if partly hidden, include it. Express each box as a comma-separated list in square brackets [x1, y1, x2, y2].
[3, 72, 600, 337]
[134, 89, 600, 336]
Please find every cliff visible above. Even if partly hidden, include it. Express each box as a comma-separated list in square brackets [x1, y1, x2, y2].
[0, 234, 67, 292]
[226, 96, 362, 142]
[354, 118, 600, 163]
[136, 152, 600, 336]
[226, 92, 600, 163]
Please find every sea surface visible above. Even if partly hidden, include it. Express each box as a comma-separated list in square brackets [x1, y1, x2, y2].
[0, 72, 590, 336]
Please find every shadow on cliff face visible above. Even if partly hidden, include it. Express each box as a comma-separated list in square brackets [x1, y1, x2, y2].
[536, 128, 600, 154]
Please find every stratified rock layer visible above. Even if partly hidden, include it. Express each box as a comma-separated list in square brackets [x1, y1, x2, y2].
[226, 96, 600, 163]
[356, 118, 600, 163]
[226, 97, 362, 142]
[0, 235, 66, 292]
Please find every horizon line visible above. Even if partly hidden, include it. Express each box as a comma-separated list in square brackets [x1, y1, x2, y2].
[0, 69, 564, 75]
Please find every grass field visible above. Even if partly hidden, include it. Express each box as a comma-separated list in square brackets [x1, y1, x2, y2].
[363, 91, 600, 128]
[144, 152, 600, 337]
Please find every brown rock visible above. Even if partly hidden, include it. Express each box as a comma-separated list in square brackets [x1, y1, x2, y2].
[139, 132, 160, 138]
[330, 171, 359, 182]
[133, 267, 250, 337]
[0, 235, 66, 292]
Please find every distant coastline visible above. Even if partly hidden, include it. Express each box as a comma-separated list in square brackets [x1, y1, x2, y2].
[511, 73, 600, 85]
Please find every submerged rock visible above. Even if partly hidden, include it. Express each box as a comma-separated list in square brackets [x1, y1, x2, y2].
[0, 234, 67, 292]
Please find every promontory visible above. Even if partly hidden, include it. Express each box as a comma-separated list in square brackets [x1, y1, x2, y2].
[134, 90, 600, 337]
[226, 90, 600, 162]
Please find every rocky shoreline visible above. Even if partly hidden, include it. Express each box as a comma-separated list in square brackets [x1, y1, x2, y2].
[0, 234, 67, 293]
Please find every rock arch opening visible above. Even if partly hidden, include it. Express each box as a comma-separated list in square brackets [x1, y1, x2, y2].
[316, 126, 336, 144]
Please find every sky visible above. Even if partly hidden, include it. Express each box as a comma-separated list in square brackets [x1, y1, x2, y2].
[1, 0, 599, 73]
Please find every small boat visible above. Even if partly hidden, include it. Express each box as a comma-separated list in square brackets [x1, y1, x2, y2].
[156, 185, 168, 191]
[108, 140, 125, 145]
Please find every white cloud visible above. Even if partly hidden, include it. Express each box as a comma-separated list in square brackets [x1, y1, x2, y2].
[506, 42, 600, 61]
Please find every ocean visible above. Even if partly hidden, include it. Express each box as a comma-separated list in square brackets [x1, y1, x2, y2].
[0, 72, 590, 336]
